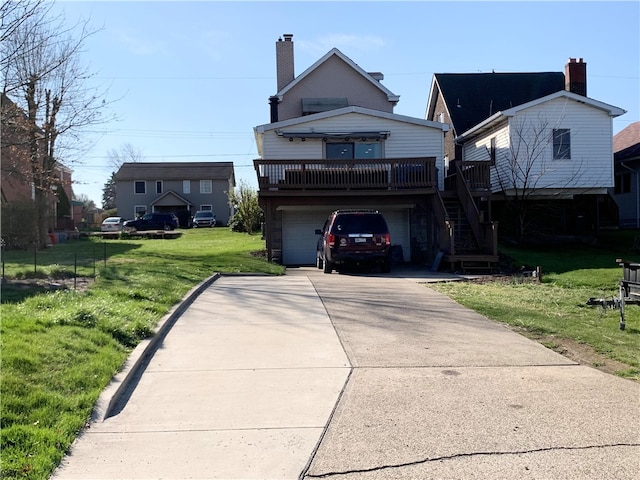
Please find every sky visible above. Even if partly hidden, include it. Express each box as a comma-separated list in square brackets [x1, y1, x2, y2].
[50, 0, 640, 208]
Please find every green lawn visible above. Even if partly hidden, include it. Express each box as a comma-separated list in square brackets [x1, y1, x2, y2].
[0, 229, 284, 480]
[429, 232, 640, 380]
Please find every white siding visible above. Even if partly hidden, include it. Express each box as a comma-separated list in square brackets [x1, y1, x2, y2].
[463, 97, 615, 193]
[261, 111, 445, 187]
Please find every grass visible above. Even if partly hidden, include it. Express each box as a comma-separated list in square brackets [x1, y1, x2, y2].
[1, 228, 284, 480]
[429, 231, 640, 379]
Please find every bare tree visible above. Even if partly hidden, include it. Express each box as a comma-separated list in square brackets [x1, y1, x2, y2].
[1, 1, 112, 246]
[107, 142, 144, 170]
[492, 115, 584, 239]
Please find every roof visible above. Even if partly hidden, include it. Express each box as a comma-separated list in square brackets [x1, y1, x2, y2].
[428, 72, 565, 135]
[254, 106, 448, 157]
[276, 48, 400, 104]
[256, 105, 448, 133]
[614, 121, 640, 162]
[455, 90, 627, 143]
[114, 162, 235, 183]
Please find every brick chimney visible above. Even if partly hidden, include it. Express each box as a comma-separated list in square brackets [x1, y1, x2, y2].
[276, 34, 295, 92]
[565, 57, 587, 96]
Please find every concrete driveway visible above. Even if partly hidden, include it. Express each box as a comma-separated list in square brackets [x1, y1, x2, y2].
[289, 266, 640, 479]
[52, 267, 640, 479]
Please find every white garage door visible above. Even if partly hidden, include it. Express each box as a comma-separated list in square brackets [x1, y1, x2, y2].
[281, 208, 411, 266]
[282, 211, 329, 265]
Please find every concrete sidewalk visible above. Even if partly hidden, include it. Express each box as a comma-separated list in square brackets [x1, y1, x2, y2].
[52, 275, 351, 480]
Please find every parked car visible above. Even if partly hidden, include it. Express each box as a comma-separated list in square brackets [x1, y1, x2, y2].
[123, 212, 179, 232]
[192, 210, 216, 228]
[101, 216, 126, 232]
[315, 209, 392, 274]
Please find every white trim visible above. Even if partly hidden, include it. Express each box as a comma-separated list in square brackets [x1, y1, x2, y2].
[256, 106, 449, 133]
[134, 180, 146, 194]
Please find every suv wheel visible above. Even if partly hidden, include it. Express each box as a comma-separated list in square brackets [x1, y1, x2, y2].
[381, 259, 391, 273]
[322, 256, 333, 274]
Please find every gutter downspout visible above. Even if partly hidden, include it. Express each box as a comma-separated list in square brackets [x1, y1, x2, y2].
[620, 162, 639, 229]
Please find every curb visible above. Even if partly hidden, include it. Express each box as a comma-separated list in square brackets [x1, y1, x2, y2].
[91, 272, 222, 422]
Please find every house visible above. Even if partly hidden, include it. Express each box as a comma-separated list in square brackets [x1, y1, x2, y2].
[255, 35, 450, 266]
[611, 121, 640, 228]
[1, 93, 76, 247]
[426, 58, 626, 242]
[255, 37, 626, 270]
[114, 162, 235, 227]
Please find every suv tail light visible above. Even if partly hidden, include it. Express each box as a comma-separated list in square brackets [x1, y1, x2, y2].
[327, 233, 335, 247]
[384, 233, 391, 245]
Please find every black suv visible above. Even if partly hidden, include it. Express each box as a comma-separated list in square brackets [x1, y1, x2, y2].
[123, 212, 179, 232]
[315, 210, 391, 274]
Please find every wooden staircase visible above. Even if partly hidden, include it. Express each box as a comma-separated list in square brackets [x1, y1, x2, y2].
[435, 161, 499, 273]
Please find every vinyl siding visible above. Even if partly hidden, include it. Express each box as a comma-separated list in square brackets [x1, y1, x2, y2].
[278, 55, 393, 121]
[260, 112, 445, 187]
[463, 97, 615, 193]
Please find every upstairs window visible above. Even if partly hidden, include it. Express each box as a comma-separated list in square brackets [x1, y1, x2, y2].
[134, 180, 146, 194]
[183, 180, 191, 194]
[553, 129, 571, 159]
[326, 141, 381, 160]
[200, 179, 212, 194]
[156, 180, 163, 194]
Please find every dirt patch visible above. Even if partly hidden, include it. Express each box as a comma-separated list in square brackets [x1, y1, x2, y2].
[511, 327, 633, 378]
[463, 275, 635, 379]
[3, 276, 94, 293]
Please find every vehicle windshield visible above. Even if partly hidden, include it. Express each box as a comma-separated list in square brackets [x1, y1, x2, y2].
[332, 214, 388, 234]
[195, 212, 213, 218]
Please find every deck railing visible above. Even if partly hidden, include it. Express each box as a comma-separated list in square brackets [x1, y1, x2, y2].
[254, 157, 437, 191]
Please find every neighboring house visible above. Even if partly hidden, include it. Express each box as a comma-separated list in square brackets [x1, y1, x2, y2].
[426, 58, 626, 241]
[114, 162, 235, 227]
[255, 35, 450, 266]
[1, 93, 76, 246]
[611, 121, 640, 228]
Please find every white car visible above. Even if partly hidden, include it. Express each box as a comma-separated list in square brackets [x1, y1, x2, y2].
[101, 216, 126, 232]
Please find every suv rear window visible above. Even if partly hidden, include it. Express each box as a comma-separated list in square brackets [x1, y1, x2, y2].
[330, 213, 388, 234]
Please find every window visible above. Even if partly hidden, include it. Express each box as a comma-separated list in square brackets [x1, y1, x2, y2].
[200, 204, 213, 211]
[490, 137, 496, 164]
[326, 141, 381, 159]
[156, 180, 163, 194]
[200, 179, 212, 194]
[553, 129, 571, 159]
[134, 181, 146, 194]
[183, 180, 191, 194]
[134, 205, 146, 217]
[615, 173, 632, 195]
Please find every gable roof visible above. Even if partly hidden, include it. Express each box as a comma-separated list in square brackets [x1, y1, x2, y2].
[256, 105, 448, 133]
[276, 48, 400, 104]
[614, 121, 640, 162]
[455, 90, 627, 143]
[254, 106, 448, 157]
[427, 72, 565, 135]
[114, 162, 235, 183]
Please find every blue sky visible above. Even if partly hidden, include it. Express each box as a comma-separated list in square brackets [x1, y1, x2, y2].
[53, 0, 639, 208]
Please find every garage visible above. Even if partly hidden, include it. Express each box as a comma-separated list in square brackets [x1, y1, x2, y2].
[281, 208, 411, 266]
